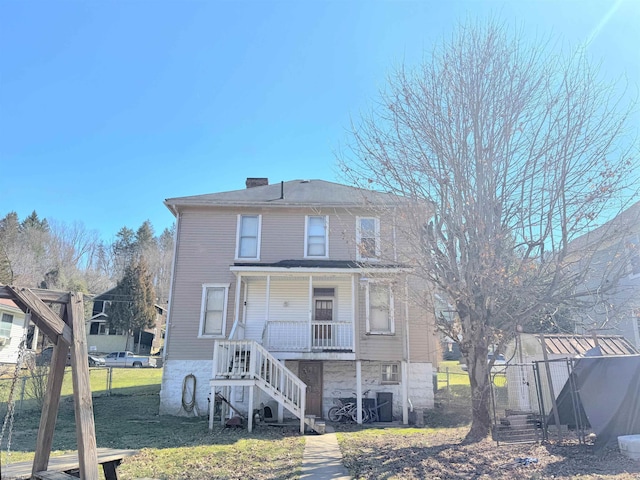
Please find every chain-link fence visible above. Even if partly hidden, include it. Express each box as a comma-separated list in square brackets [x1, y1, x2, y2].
[429, 365, 472, 427]
[0, 366, 162, 415]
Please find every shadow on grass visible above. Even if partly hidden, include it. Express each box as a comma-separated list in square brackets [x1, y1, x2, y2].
[339, 428, 640, 480]
[537, 441, 640, 478]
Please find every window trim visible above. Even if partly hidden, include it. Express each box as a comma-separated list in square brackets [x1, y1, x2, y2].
[356, 216, 380, 261]
[365, 281, 395, 335]
[198, 283, 230, 338]
[381, 363, 400, 384]
[304, 215, 329, 258]
[235, 214, 262, 261]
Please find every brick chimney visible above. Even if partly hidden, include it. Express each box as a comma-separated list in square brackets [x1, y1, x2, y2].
[245, 178, 269, 188]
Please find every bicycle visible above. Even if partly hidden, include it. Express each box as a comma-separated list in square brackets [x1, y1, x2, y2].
[328, 390, 372, 423]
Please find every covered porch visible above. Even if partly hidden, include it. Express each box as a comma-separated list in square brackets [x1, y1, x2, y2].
[229, 265, 364, 355]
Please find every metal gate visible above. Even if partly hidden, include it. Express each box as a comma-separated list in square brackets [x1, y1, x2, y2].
[490, 358, 587, 444]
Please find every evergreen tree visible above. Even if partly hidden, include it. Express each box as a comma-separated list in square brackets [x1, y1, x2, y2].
[105, 257, 157, 352]
[21, 210, 49, 231]
[135, 220, 155, 254]
[112, 227, 136, 279]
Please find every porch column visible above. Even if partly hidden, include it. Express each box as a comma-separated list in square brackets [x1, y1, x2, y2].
[308, 276, 313, 351]
[356, 360, 363, 424]
[264, 275, 271, 347]
[402, 360, 409, 424]
[208, 386, 215, 430]
[351, 275, 357, 353]
[233, 274, 242, 339]
[247, 384, 255, 433]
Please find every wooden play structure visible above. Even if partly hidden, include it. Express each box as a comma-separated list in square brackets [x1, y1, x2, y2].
[0, 285, 130, 480]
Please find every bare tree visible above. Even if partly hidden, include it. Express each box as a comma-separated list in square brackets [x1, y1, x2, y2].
[341, 20, 638, 440]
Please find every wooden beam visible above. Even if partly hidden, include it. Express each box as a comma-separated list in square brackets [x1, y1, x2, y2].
[6, 286, 73, 345]
[68, 292, 99, 480]
[32, 341, 70, 474]
[0, 285, 71, 303]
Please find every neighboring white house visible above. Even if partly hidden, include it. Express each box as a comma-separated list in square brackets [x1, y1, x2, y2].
[0, 298, 28, 365]
[569, 201, 640, 349]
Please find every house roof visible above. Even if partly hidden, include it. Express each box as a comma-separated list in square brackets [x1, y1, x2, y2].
[538, 334, 637, 356]
[164, 179, 406, 214]
[568, 200, 640, 252]
[0, 298, 23, 314]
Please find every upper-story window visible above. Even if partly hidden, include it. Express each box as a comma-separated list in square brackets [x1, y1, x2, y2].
[356, 217, 380, 261]
[305, 215, 328, 258]
[199, 283, 230, 338]
[365, 281, 395, 335]
[236, 214, 261, 260]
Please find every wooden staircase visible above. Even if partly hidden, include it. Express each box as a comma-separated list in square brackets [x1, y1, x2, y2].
[210, 340, 322, 434]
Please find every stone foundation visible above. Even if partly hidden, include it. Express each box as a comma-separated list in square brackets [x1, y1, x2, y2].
[159, 358, 434, 420]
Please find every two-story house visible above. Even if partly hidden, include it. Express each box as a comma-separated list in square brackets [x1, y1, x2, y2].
[159, 178, 439, 431]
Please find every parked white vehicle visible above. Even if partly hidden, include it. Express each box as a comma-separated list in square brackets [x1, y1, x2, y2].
[104, 351, 157, 368]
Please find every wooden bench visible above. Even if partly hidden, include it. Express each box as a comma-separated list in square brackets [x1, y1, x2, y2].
[2, 448, 138, 480]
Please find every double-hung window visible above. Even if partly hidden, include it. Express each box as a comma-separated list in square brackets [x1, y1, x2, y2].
[305, 215, 328, 257]
[199, 284, 230, 338]
[356, 217, 380, 261]
[0, 313, 13, 339]
[89, 322, 107, 335]
[236, 214, 261, 260]
[365, 282, 394, 334]
[381, 363, 400, 383]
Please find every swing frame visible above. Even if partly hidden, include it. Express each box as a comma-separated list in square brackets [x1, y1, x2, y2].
[0, 285, 100, 479]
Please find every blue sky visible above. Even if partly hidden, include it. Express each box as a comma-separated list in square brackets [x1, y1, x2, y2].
[1, 0, 638, 242]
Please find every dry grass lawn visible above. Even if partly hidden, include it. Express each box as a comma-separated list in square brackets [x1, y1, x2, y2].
[337, 427, 640, 480]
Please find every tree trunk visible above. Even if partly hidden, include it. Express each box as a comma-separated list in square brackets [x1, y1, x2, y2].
[463, 331, 492, 442]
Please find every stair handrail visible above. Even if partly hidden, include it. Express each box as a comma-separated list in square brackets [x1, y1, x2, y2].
[212, 340, 306, 411]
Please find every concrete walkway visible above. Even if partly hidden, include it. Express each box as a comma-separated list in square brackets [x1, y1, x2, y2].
[300, 425, 351, 479]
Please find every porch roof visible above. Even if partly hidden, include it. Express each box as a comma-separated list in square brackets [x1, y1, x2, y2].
[230, 259, 410, 275]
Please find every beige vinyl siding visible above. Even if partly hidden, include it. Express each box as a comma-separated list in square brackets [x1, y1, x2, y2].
[406, 301, 440, 365]
[167, 208, 238, 361]
[166, 205, 430, 362]
[356, 282, 405, 361]
[258, 211, 305, 262]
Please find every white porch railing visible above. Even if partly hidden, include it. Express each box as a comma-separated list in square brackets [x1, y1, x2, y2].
[263, 320, 354, 352]
[212, 340, 307, 431]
